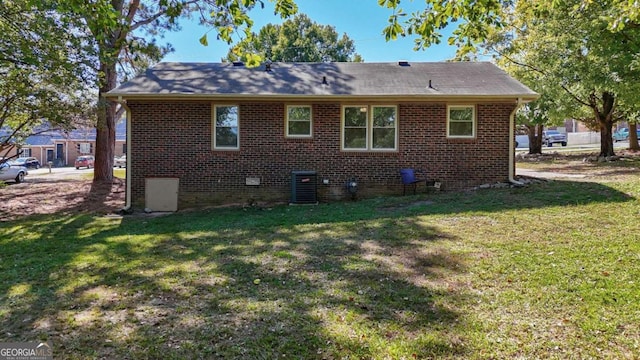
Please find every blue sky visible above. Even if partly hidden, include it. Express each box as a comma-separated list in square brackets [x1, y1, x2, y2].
[161, 0, 458, 63]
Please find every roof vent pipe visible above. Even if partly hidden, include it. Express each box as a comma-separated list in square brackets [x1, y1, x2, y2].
[398, 60, 410, 66]
[428, 79, 433, 89]
[322, 76, 328, 85]
[265, 60, 272, 72]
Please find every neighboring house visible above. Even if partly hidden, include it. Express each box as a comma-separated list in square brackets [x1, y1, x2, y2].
[4, 121, 127, 167]
[106, 61, 538, 210]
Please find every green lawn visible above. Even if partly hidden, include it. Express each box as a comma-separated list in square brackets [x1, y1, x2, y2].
[1, 156, 639, 359]
[73, 168, 125, 180]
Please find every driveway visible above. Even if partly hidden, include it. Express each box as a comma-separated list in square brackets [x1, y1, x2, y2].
[516, 168, 587, 179]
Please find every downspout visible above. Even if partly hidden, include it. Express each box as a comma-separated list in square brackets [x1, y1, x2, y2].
[509, 98, 524, 185]
[116, 96, 132, 212]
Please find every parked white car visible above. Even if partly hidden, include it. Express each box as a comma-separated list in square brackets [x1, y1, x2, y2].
[114, 155, 126, 168]
[515, 135, 530, 148]
[0, 162, 28, 183]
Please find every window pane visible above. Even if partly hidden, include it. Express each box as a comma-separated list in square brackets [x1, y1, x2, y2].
[373, 107, 396, 127]
[449, 106, 474, 137]
[344, 128, 366, 149]
[372, 128, 395, 149]
[449, 122, 473, 136]
[450, 107, 473, 121]
[287, 106, 311, 136]
[344, 107, 367, 127]
[216, 127, 238, 147]
[288, 106, 311, 121]
[216, 106, 238, 127]
[215, 105, 239, 148]
[288, 121, 311, 136]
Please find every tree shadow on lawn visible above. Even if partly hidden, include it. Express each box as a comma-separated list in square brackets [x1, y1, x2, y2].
[0, 179, 634, 358]
[1, 212, 468, 358]
[0, 177, 124, 221]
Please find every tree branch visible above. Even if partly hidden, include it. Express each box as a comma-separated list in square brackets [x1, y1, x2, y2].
[497, 50, 592, 107]
[558, 83, 592, 108]
[128, 0, 199, 33]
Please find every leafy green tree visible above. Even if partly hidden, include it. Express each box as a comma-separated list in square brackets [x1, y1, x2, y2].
[487, 0, 640, 157]
[0, 0, 89, 163]
[225, 14, 362, 63]
[498, 49, 563, 154]
[377, 0, 640, 58]
[55, 0, 298, 183]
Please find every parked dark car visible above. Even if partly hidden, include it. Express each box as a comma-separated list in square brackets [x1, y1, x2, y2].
[542, 130, 567, 147]
[11, 156, 40, 169]
[0, 162, 28, 183]
[74, 155, 95, 169]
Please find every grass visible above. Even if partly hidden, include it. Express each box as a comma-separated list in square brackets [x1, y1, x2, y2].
[114, 168, 125, 179]
[75, 168, 125, 180]
[1, 156, 640, 359]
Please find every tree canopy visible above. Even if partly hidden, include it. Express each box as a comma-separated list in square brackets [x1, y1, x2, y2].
[2, 0, 300, 179]
[0, 0, 90, 162]
[52, 0, 300, 183]
[484, 0, 640, 156]
[225, 14, 362, 63]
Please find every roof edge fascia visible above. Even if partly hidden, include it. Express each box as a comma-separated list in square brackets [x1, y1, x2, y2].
[105, 93, 539, 103]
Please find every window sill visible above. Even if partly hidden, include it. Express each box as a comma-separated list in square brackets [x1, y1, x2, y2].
[446, 137, 477, 143]
[340, 150, 399, 156]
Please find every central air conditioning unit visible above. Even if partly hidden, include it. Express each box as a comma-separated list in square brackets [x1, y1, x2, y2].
[290, 171, 318, 205]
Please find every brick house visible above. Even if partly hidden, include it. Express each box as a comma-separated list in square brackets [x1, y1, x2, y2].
[106, 61, 537, 211]
[6, 121, 127, 167]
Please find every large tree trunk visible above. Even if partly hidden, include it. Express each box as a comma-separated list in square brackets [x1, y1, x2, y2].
[526, 124, 543, 154]
[591, 91, 616, 158]
[94, 62, 117, 183]
[599, 121, 615, 157]
[629, 123, 639, 151]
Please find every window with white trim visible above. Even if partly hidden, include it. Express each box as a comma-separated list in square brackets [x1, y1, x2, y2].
[213, 105, 239, 149]
[286, 105, 312, 138]
[342, 105, 397, 151]
[447, 105, 475, 138]
[79, 143, 91, 154]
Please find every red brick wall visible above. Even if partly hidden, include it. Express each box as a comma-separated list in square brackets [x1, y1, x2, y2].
[128, 100, 516, 208]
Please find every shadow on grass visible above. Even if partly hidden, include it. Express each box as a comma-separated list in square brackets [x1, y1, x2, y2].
[0, 177, 124, 221]
[0, 179, 635, 358]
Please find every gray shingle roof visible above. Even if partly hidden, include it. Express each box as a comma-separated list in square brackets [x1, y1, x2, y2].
[107, 61, 537, 100]
[20, 120, 127, 146]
